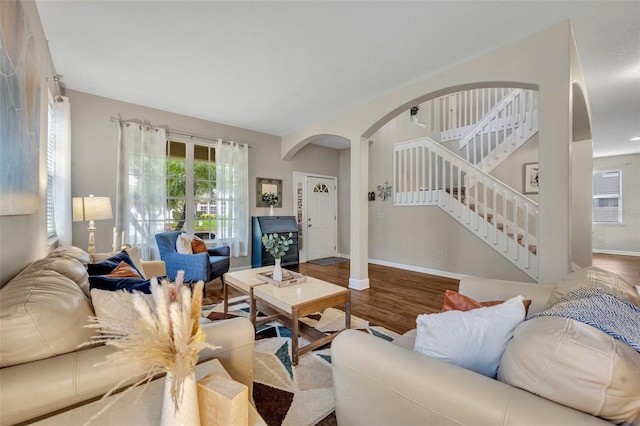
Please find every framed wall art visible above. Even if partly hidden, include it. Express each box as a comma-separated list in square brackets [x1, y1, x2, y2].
[256, 177, 283, 208]
[522, 162, 539, 195]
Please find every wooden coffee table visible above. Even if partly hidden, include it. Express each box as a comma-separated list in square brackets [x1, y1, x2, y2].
[224, 267, 351, 365]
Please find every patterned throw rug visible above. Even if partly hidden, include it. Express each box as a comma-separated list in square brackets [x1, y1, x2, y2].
[204, 304, 399, 426]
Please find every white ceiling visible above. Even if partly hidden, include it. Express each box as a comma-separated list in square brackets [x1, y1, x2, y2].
[35, 1, 640, 157]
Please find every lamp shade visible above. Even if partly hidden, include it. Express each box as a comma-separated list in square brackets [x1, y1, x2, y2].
[72, 195, 113, 222]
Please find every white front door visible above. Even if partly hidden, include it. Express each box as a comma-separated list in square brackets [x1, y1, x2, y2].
[306, 176, 336, 260]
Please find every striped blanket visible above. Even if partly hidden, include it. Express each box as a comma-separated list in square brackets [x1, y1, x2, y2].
[527, 287, 640, 352]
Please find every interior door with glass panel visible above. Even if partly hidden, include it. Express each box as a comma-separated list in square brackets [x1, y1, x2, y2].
[306, 176, 336, 260]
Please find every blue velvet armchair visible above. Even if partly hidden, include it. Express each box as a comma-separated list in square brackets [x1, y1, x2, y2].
[155, 231, 230, 292]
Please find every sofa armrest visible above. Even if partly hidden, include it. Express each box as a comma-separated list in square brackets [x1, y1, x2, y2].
[207, 245, 230, 257]
[332, 329, 611, 426]
[141, 260, 166, 278]
[0, 317, 254, 426]
[458, 276, 555, 314]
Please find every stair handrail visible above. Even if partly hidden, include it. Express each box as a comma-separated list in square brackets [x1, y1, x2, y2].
[458, 88, 524, 154]
[394, 136, 539, 279]
[396, 137, 539, 210]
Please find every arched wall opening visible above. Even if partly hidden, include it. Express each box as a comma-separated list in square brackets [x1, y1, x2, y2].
[572, 82, 592, 142]
[281, 21, 581, 285]
[570, 81, 594, 268]
[363, 81, 538, 139]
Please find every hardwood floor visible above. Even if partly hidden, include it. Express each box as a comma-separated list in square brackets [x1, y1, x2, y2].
[204, 253, 639, 336]
[592, 253, 640, 284]
[295, 262, 459, 334]
[205, 261, 458, 335]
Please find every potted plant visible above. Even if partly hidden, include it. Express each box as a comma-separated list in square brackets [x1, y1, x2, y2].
[261, 232, 293, 281]
[262, 192, 278, 216]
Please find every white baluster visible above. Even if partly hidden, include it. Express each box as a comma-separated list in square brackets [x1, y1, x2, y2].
[513, 196, 519, 261]
[524, 203, 530, 269]
[493, 184, 498, 245]
[428, 149, 433, 203]
[483, 179, 488, 238]
[458, 162, 462, 218]
[503, 190, 508, 252]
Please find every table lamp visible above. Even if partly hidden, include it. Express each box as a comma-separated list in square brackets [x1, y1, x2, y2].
[73, 195, 113, 254]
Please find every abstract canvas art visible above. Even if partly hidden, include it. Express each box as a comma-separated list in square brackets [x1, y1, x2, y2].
[0, 0, 41, 215]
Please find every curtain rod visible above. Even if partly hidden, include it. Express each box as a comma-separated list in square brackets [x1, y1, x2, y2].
[52, 75, 64, 103]
[109, 117, 250, 148]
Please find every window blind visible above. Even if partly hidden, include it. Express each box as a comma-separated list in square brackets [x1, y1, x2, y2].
[593, 170, 621, 224]
[47, 101, 57, 238]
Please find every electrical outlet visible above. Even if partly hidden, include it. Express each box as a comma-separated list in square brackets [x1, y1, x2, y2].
[437, 250, 444, 259]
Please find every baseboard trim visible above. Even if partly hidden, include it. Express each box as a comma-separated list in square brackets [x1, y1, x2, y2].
[368, 258, 465, 280]
[593, 249, 640, 257]
[228, 265, 254, 272]
[348, 278, 370, 290]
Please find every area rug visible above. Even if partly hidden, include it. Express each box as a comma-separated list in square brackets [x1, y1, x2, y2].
[203, 304, 399, 426]
[307, 257, 349, 266]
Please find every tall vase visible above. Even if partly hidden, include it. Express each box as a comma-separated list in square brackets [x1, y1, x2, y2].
[273, 258, 282, 281]
[161, 371, 200, 426]
[269, 205, 274, 216]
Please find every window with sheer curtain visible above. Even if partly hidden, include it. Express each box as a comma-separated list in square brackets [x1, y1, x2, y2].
[164, 139, 248, 257]
[116, 121, 249, 259]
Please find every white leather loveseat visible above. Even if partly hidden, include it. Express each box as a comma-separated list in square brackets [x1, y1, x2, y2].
[0, 246, 254, 425]
[332, 268, 640, 426]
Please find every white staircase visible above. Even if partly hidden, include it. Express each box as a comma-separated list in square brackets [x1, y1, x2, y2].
[393, 137, 538, 280]
[439, 88, 538, 173]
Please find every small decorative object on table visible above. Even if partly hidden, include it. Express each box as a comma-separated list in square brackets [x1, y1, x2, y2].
[83, 271, 220, 426]
[256, 269, 307, 287]
[262, 192, 278, 216]
[261, 232, 294, 283]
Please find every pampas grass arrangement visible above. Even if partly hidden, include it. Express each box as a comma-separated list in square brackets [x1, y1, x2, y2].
[83, 270, 219, 423]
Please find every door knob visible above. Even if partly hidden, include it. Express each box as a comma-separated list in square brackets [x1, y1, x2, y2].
[308, 224, 312, 227]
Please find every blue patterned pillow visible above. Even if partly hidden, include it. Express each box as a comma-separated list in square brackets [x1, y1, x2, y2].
[88, 275, 152, 294]
[87, 251, 143, 277]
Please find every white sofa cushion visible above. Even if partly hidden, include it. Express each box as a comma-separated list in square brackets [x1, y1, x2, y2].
[414, 295, 525, 378]
[498, 316, 640, 424]
[0, 268, 96, 367]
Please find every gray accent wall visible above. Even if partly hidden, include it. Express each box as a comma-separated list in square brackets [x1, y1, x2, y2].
[67, 90, 340, 269]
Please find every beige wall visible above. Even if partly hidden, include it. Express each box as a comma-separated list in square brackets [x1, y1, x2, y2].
[338, 148, 351, 254]
[68, 90, 340, 269]
[282, 21, 586, 283]
[592, 153, 640, 255]
[0, 1, 59, 286]
[571, 139, 594, 267]
[364, 115, 533, 281]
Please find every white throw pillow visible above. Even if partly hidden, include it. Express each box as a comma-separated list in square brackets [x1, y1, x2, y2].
[176, 233, 193, 254]
[414, 295, 525, 378]
[91, 289, 154, 325]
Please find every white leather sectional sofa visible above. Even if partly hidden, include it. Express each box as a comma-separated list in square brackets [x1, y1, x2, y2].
[332, 269, 640, 425]
[0, 246, 255, 425]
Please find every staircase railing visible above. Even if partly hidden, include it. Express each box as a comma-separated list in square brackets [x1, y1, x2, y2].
[459, 89, 538, 171]
[440, 88, 512, 142]
[393, 137, 538, 280]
